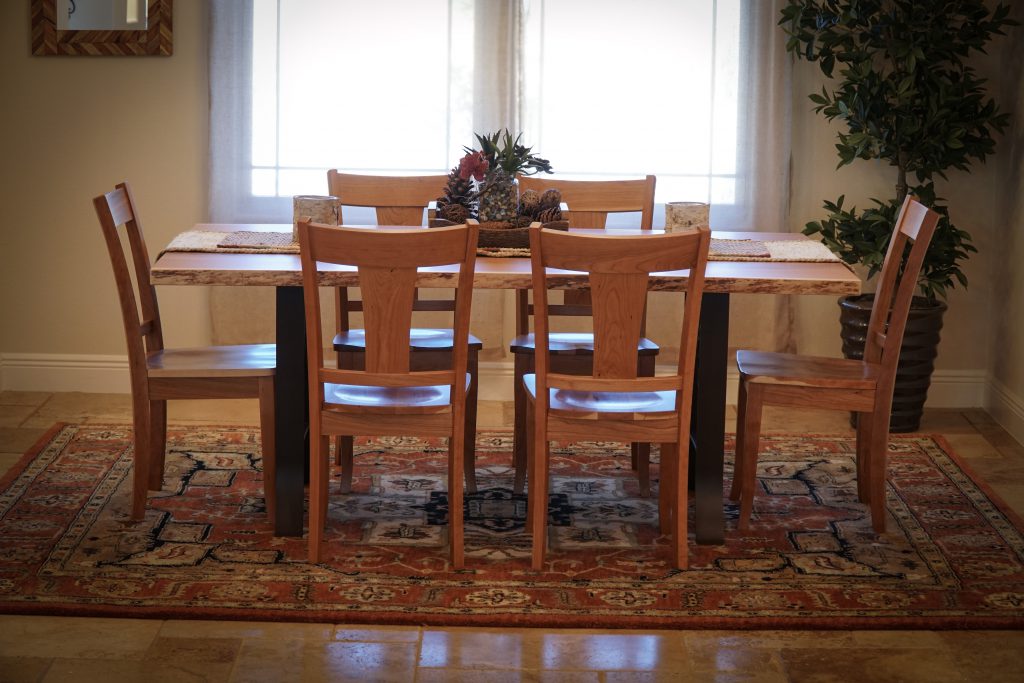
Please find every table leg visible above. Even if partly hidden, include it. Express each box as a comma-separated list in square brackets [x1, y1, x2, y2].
[274, 286, 308, 536]
[692, 292, 728, 545]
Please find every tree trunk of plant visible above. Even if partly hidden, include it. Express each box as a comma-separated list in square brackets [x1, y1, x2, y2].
[895, 158, 908, 203]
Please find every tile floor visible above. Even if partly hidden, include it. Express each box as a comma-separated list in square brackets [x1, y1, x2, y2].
[1, 390, 1022, 682]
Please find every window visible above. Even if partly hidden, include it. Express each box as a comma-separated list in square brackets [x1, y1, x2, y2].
[211, 1, 781, 229]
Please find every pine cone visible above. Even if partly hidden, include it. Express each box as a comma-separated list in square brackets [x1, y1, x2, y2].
[519, 189, 542, 218]
[537, 206, 562, 223]
[436, 167, 478, 220]
[439, 203, 469, 224]
[540, 188, 562, 210]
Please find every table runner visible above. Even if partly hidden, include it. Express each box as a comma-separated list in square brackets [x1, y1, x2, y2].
[162, 230, 840, 262]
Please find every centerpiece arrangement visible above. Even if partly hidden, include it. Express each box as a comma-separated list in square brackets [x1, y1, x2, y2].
[433, 129, 567, 249]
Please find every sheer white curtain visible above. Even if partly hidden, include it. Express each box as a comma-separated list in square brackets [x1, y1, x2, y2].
[208, 0, 791, 231]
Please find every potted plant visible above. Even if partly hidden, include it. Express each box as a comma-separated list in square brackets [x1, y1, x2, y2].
[781, 0, 1016, 430]
[472, 129, 553, 223]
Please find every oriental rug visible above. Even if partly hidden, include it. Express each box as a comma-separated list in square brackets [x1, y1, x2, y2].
[1, 424, 1023, 629]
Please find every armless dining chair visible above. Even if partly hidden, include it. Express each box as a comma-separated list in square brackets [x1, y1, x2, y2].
[297, 219, 479, 568]
[511, 175, 659, 495]
[94, 182, 277, 522]
[524, 224, 710, 571]
[326, 171, 482, 495]
[730, 195, 940, 534]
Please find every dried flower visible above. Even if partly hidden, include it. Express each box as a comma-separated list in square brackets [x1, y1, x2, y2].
[458, 151, 489, 181]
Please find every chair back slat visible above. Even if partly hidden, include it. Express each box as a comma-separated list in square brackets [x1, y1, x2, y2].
[93, 183, 164, 388]
[515, 176, 657, 333]
[863, 196, 940, 383]
[326, 171, 451, 323]
[359, 266, 416, 373]
[327, 171, 447, 210]
[530, 226, 710, 392]
[299, 221, 478, 401]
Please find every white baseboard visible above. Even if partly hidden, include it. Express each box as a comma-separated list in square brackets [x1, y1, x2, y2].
[0, 353, 994, 412]
[0, 353, 130, 393]
[988, 377, 1024, 447]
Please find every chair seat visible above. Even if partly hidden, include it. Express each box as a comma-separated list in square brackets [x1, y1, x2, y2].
[523, 374, 676, 419]
[736, 350, 880, 390]
[510, 332, 659, 356]
[334, 329, 483, 352]
[323, 373, 472, 414]
[147, 344, 276, 378]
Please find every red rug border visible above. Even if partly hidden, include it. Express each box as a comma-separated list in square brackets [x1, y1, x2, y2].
[2, 422, 1023, 631]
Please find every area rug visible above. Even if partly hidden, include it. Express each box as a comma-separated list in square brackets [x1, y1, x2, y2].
[1, 424, 1023, 629]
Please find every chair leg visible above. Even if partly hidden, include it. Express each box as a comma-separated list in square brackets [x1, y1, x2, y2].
[258, 376, 276, 522]
[632, 355, 656, 478]
[737, 384, 764, 532]
[670, 440, 689, 570]
[658, 442, 676, 535]
[308, 431, 329, 564]
[867, 410, 889, 534]
[147, 399, 167, 491]
[464, 349, 479, 494]
[130, 395, 151, 521]
[448, 425, 466, 570]
[512, 354, 530, 494]
[529, 410, 549, 572]
[729, 379, 748, 502]
[337, 436, 354, 494]
[855, 411, 873, 504]
[636, 443, 651, 497]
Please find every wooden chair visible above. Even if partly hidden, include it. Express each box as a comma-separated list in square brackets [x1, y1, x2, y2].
[511, 175, 658, 495]
[524, 224, 710, 570]
[730, 195, 940, 533]
[326, 171, 482, 494]
[94, 182, 276, 522]
[297, 219, 479, 568]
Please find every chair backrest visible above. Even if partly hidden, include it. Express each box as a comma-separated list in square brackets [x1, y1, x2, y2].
[326, 170, 447, 226]
[517, 175, 656, 230]
[514, 175, 658, 334]
[863, 195, 940, 387]
[529, 225, 710, 411]
[298, 221, 479, 401]
[326, 171, 451, 330]
[94, 182, 164, 388]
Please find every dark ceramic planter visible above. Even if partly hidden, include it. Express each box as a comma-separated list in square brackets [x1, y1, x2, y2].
[838, 294, 948, 433]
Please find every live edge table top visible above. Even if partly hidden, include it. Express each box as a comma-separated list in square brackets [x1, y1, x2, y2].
[151, 224, 862, 296]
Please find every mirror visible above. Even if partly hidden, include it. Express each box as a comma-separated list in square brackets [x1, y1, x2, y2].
[32, 0, 172, 56]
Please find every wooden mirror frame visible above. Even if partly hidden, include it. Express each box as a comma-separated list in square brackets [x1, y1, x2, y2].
[32, 0, 173, 56]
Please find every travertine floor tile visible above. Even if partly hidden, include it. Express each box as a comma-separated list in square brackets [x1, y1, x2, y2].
[22, 393, 132, 428]
[0, 615, 161, 659]
[158, 619, 333, 641]
[0, 427, 49, 453]
[682, 631, 856, 651]
[229, 639, 422, 683]
[41, 658, 232, 683]
[0, 391, 51, 407]
[416, 670, 600, 683]
[942, 433, 1005, 460]
[332, 625, 420, 642]
[420, 630, 536, 670]
[0, 405, 37, 428]
[141, 636, 241, 681]
[916, 409, 976, 434]
[0, 656, 52, 683]
[938, 631, 1024, 680]
[780, 647, 967, 683]
[530, 632, 688, 672]
[0, 452, 24, 475]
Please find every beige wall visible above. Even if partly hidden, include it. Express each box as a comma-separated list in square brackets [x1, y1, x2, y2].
[1, 4, 1020, 424]
[0, 2, 210, 357]
[990, 2, 1024, 421]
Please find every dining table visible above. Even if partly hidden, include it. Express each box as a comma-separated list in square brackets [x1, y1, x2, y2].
[151, 224, 861, 544]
